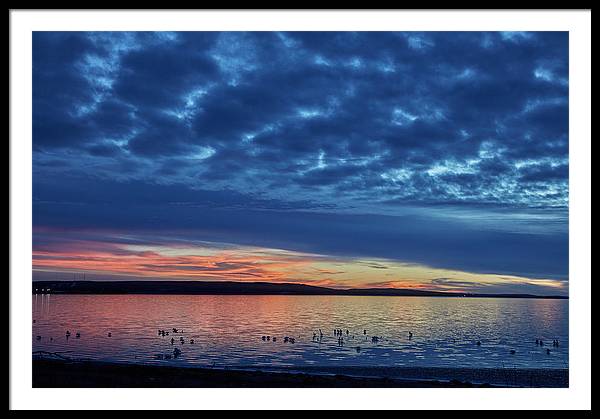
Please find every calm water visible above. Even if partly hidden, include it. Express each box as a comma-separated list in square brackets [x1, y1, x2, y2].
[32, 294, 568, 370]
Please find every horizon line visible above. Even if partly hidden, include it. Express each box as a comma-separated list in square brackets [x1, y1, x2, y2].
[31, 279, 569, 299]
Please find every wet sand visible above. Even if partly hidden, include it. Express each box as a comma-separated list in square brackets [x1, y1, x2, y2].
[32, 358, 567, 388]
[283, 365, 568, 388]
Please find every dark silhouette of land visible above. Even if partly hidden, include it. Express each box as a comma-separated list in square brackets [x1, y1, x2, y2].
[32, 358, 568, 388]
[32, 358, 496, 388]
[32, 280, 567, 299]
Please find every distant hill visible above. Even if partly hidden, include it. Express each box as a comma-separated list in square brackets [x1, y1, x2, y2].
[31, 280, 568, 299]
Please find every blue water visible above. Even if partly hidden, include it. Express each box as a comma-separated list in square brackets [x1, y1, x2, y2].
[32, 294, 568, 370]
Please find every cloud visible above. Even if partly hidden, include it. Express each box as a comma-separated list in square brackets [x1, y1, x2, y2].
[32, 31, 569, 285]
[32, 177, 568, 280]
[32, 229, 567, 294]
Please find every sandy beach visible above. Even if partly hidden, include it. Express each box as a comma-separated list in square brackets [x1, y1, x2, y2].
[32, 358, 567, 388]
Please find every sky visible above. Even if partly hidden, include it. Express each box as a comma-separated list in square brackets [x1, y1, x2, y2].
[32, 31, 569, 295]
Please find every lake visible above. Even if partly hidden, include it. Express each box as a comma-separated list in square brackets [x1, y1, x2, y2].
[32, 294, 568, 371]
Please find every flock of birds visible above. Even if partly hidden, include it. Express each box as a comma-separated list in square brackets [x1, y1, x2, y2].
[536, 338, 561, 355]
[155, 328, 196, 359]
[33, 318, 114, 345]
[35, 329, 82, 342]
[256, 328, 561, 357]
[158, 328, 196, 346]
[33, 319, 563, 361]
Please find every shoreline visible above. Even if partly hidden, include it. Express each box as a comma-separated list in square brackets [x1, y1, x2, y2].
[32, 292, 569, 299]
[31, 281, 569, 299]
[32, 358, 568, 388]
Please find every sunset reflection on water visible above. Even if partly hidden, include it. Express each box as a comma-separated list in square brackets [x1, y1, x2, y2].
[33, 294, 568, 370]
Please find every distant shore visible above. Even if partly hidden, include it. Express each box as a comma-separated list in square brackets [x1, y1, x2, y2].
[31, 280, 568, 299]
[32, 358, 568, 388]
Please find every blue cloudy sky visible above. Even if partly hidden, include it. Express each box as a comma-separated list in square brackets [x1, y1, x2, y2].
[32, 31, 569, 294]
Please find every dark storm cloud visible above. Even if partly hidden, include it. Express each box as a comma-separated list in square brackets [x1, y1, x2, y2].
[112, 39, 218, 109]
[32, 31, 569, 281]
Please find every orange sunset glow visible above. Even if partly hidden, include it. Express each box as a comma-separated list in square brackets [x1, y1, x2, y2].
[32, 233, 567, 294]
